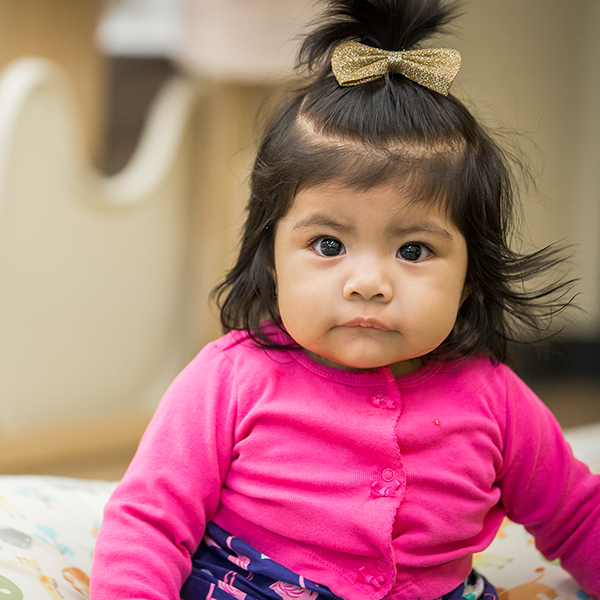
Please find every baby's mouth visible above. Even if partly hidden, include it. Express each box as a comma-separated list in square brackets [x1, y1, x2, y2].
[341, 317, 389, 331]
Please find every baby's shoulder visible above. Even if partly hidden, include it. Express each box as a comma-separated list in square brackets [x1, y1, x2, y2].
[432, 355, 534, 409]
[161, 329, 292, 411]
[433, 354, 512, 389]
[192, 328, 295, 378]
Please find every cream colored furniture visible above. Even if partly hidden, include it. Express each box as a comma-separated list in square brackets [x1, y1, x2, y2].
[0, 0, 105, 158]
[0, 57, 207, 477]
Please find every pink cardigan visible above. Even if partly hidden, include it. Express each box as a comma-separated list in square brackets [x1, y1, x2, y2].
[90, 328, 600, 600]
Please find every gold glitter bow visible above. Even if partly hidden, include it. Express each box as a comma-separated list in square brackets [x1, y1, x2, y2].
[331, 40, 461, 96]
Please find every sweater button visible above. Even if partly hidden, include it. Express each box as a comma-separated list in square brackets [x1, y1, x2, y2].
[372, 389, 387, 401]
[382, 468, 395, 482]
[371, 389, 396, 410]
[376, 559, 388, 572]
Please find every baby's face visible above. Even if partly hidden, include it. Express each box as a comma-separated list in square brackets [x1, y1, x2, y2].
[273, 182, 469, 376]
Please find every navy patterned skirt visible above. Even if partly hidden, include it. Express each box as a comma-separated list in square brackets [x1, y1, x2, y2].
[181, 522, 498, 600]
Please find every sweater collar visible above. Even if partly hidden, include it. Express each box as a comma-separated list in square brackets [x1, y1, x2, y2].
[289, 342, 444, 388]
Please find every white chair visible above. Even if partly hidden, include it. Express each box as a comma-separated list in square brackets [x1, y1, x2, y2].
[0, 57, 209, 476]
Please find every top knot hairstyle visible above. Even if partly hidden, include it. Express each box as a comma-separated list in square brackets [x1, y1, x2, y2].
[299, 0, 460, 74]
[215, 0, 573, 363]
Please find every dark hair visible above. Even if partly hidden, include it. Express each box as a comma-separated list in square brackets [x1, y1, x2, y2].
[214, 0, 573, 363]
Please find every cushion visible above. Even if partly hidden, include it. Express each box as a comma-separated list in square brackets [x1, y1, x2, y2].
[0, 476, 116, 600]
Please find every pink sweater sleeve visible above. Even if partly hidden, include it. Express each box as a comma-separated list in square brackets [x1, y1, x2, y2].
[496, 368, 600, 596]
[90, 346, 238, 600]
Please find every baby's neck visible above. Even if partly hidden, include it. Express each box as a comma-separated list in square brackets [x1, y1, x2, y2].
[389, 357, 423, 377]
[303, 350, 423, 377]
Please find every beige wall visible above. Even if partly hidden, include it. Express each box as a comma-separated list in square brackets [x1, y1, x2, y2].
[452, 0, 600, 334]
[0, 0, 106, 158]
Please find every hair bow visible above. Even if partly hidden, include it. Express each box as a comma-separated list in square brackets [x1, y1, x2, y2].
[331, 40, 461, 96]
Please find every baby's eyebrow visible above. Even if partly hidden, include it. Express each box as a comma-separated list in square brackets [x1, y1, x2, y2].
[291, 214, 455, 240]
[387, 223, 455, 240]
[292, 215, 357, 235]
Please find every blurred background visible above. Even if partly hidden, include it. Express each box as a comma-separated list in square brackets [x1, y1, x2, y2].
[0, 0, 598, 480]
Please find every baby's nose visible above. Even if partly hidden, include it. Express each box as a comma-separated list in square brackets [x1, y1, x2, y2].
[343, 263, 393, 301]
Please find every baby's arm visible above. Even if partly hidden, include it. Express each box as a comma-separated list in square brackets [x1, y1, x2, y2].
[497, 368, 600, 597]
[90, 345, 239, 600]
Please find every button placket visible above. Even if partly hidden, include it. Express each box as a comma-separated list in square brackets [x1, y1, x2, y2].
[371, 467, 401, 498]
[370, 388, 396, 410]
[358, 566, 385, 588]
[370, 479, 401, 498]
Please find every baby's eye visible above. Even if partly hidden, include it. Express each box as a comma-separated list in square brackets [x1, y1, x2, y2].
[397, 243, 431, 262]
[313, 237, 346, 257]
